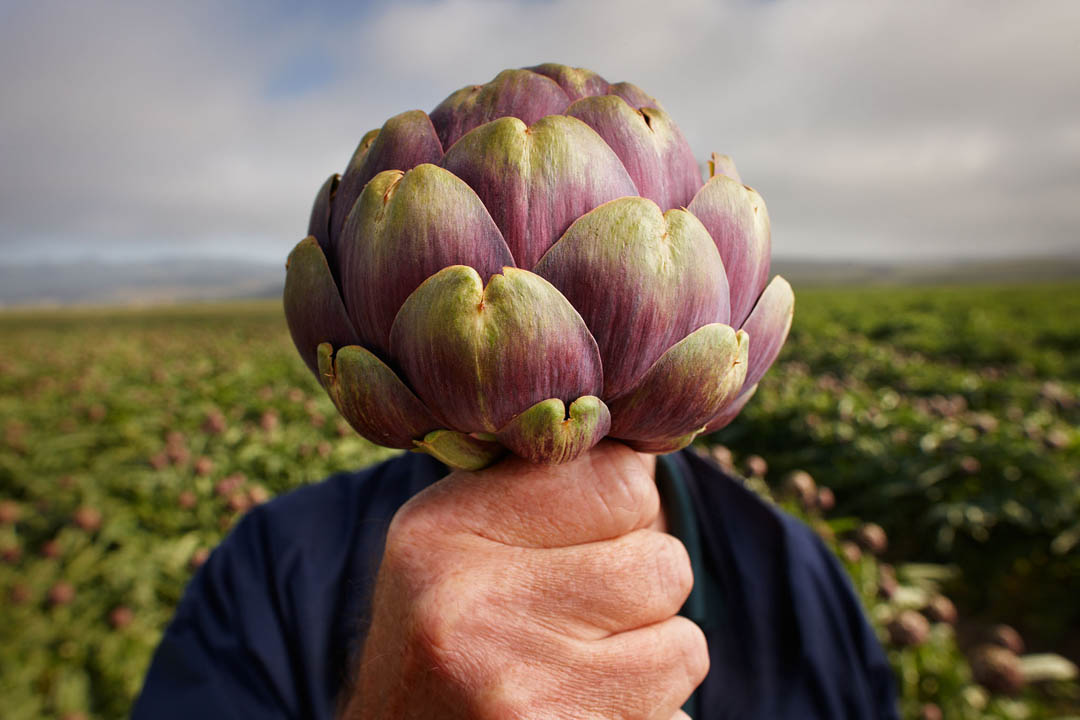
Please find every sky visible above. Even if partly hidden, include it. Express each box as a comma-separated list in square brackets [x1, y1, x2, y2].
[1, 0, 1078, 265]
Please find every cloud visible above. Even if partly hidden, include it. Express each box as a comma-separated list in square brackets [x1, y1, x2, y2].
[0, 0, 1077, 263]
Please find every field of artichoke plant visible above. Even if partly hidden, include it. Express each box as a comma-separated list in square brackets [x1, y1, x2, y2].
[1, 282, 1078, 719]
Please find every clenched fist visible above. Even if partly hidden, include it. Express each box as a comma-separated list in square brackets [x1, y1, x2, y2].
[339, 441, 709, 719]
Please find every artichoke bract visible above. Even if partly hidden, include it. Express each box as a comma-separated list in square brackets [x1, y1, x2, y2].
[285, 63, 794, 470]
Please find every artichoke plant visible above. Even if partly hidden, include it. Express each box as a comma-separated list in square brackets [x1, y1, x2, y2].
[284, 63, 794, 470]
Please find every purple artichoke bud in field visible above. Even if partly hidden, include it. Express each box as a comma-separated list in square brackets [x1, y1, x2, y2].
[923, 594, 958, 625]
[816, 486, 836, 512]
[838, 540, 863, 565]
[988, 624, 1025, 655]
[109, 605, 134, 630]
[919, 703, 943, 720]
[970, 644, 1025, 695]
[854, 522, 888, 555]
[72, 506, 102, 533]
[0, 499, 20, 525]
[877, 563, 898, 600]
[285, 63, 794, 469]
[709, 444, 734, 470]
[1, 543, 21, 564]
[48, 580, 76, 607]
[782, 470, 817, 509]
[743, 454, 769, 478]
[887, 609, 931, 647]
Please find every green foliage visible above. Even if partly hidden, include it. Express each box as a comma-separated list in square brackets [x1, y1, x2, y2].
[711, 448, 1080, 720]
[2, 284, 1078, 718]
[712, 283, 1080, 651]
[0, 303, 392, 718]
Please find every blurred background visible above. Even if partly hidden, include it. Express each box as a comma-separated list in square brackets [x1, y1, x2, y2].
[1, 1, 1077, 718]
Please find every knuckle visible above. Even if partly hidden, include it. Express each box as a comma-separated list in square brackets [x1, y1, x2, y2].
[472, 684, 530, 720]
[409, 583, 533, 712]
[670, 617, 710, 687]
[650, 533, 693, 604]
[409, 581, 486, 682]
[410, 568, 510, 668]
[588, 453, 658, 529]
[411, 585, 458, 655]
[386, 495, 427, 542]
[383, 497, 438, 567]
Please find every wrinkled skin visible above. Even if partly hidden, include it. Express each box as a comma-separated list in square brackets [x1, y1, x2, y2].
[285, 63, 795, 469]
[339, 442, 707, 720]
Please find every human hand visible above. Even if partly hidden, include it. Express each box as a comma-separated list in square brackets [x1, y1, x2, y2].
[339, 441, 708, 719]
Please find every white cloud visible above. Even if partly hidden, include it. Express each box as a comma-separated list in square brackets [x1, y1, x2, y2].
[0, 0, 1077, 263]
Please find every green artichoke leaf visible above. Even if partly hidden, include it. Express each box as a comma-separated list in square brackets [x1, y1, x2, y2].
[703, 383, 758, 434]
[608, 324, 749, 442]
[318, 343, 439, 450]
[535, 196, 729, 400]
[440, 114, 638, 269]
[413, 429, 506, 472]
[283, 237, 360, 376]
[566, 96, 701, 211]
[623, 426, 706, 455]
[338, 163, 514, 356]
[740, 275, 794, 389]
[687, 171, 771, 328]
[388, 265, 603, 435]
[494, 396, 611, 465]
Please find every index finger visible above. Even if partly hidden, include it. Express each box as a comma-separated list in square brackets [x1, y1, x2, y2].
[422, 440, 660, 548]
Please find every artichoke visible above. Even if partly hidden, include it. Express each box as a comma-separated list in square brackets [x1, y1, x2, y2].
[284, 63, 794, 470]
[970, 644, 1026, 695]
[887, 610, 931, 648]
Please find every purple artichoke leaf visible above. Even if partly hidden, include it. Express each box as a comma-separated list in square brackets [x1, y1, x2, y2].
[337, 164, 514, 357]
[413, 429, 506, 471]
[535, 197, 730, 400]
[318, 343, 439, 450]
[388, 265, 603, 434]
[430, 68, 571, 151]
[703, 383, 758, 433]
[307, 173, 339, 261]
[441, 114, 638, 270]
[494, 396, 611, 465]
[623, 427, 706, 455]
[524, 63, 610, 102]
[322, 129, 378, 255]
[687, 173, 771, 328]
[283, 237, 360, 376]
[741, 275, 794, 389]
[566, 97, 701, 210]
[607, 81, 660, 110]
[329, 111, 443, 248]
[708, 152, 741, 183]
[608, 324, 749, 441]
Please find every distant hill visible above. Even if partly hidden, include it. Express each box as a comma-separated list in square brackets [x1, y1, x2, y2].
[772, 256, 1080, 287]
[0, 255, 1076, 308]
[0, 259, 284, 307]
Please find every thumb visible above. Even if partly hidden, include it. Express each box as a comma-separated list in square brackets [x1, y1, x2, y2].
[421, 440, 660, 548]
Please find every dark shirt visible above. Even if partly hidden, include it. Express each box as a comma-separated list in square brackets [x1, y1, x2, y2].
[133, 450, 899, 719]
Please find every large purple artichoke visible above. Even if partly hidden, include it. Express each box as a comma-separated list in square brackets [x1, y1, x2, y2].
[285, 63, 793, 470]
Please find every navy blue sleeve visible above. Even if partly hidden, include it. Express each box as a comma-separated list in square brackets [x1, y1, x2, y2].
[131, 453, 445, 720]
[676, 451, 899, 720]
